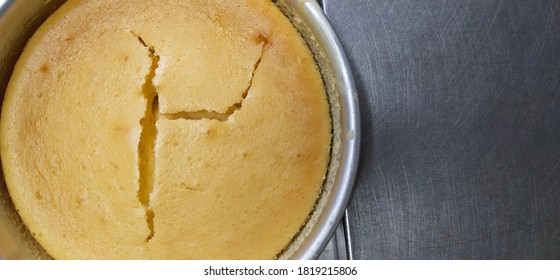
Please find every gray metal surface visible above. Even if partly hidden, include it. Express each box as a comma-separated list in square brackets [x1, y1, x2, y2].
[324, 0, 560, 259]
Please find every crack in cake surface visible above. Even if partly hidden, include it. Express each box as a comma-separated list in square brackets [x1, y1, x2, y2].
[135, 33, 159, 242]
[161, 41, 265, 121]
[133, 33, 266, 243]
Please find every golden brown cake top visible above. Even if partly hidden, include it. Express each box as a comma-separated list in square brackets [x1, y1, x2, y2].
[1, 0, 330, 259]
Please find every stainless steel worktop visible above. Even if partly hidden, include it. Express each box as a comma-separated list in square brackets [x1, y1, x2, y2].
[320, 0, 560, 259]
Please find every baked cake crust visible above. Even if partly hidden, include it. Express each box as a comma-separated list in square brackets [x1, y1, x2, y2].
[0, 0, 330, 259]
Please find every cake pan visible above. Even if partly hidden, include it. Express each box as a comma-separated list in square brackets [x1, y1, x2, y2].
[0, 0, 360, 260]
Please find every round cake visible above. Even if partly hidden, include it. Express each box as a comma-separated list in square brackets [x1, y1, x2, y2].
[0, 0, 330, 259]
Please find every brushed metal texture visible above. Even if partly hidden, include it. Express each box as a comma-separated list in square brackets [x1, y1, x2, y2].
[325, 0, 560, 259]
